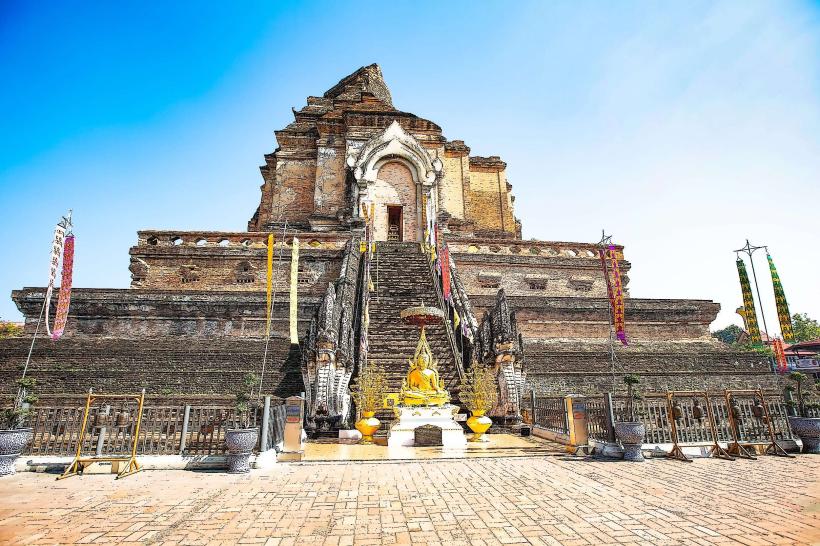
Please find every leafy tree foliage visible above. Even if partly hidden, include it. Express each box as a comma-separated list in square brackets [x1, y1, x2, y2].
[712, 324, 744, 345]
[793, 313, 820, 343]
[0, 320, 23, 339]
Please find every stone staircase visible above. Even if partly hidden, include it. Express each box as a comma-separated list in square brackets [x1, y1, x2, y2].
[366, 242, 461, 432]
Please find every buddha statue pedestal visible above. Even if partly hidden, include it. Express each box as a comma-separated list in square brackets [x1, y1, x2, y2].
[386, 306, 467, 448]
[387, 404, 466, 448]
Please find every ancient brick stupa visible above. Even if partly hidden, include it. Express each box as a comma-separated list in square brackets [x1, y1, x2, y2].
[2, 65, 775, 427]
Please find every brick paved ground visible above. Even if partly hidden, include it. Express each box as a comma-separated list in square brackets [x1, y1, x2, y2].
[1, 454, 819, 545]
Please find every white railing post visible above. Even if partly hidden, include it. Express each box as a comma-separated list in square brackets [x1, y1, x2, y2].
[260, 396, 271, 452]
[179, 404, 191, 454]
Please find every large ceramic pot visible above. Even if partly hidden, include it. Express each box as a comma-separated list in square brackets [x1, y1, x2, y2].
[0, 428, 33, 477]
[467, 410, 492, 442]
[614, 421, 645, 462]
[355, 411, 380, 444]
[224, 428, 259, 474]
[788, 416, 820, 454]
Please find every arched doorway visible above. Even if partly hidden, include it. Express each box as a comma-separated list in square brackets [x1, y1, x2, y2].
[348, 121, 443, 244]
[371, 161, 420, 242]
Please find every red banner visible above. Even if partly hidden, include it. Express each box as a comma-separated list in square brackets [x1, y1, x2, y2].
[441, 243, 451, 302]
[600, 245, 627, 345]
[772, 338, 788, 373]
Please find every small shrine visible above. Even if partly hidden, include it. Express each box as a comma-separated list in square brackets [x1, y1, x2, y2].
[386, 306, 466, 448]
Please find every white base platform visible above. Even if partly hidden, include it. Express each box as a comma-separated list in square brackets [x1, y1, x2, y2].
[387, 404, 467, 448]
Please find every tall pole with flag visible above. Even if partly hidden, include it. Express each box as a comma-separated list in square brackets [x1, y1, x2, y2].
[19, 211, 74, 408]
[766, 251, 794, 343]
[734, 240, 770, 342]
[735, 257, 762, 346]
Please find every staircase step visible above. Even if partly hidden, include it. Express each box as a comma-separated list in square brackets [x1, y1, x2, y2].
[364, 242, 461, 404]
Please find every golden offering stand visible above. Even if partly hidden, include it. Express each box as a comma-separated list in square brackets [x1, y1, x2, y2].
[58, 389, 145, 480]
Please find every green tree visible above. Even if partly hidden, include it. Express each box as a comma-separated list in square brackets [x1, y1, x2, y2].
[712, 324, 744, 345]
[792, 313, 820, 343]
[0, 320, 23, 339]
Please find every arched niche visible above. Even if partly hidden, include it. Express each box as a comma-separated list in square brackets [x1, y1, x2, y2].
[347, 121, 443, 241]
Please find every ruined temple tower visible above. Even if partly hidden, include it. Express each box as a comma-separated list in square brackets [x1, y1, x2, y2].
[1, 65, 776, 412]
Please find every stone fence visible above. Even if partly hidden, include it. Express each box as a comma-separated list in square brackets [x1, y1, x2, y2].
[447, 237, 625, 260]
[135, 230, 348, 250]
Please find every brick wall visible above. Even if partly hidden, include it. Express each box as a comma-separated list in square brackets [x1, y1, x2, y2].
[0, 337, 302, 398]
[268, 158, 316, 222]
[313, 144, 347, 217]
[464, 157, 517, 237]
[523, 342, 781, 395]
[129, 233, 347, 292]
[440, 151, 468, 220]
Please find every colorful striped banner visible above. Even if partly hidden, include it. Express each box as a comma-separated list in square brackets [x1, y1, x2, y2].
[608, 245, 627, 345]
[736, 258, 762, 345]
[767, 253, 794, 343]
[599, 245, 627, 346]
[51, 235, 74, 340]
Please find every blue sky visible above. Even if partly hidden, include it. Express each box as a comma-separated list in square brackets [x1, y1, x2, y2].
[1, 1, 819, 333]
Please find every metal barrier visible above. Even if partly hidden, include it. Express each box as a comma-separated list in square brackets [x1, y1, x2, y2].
[266, 403, 287, 450]
[528, 393, 568, 434]
[585, 394, 614, 443]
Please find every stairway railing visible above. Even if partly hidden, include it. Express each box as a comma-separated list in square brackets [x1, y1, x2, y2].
[353, 238, 372, 373]
[424, 241, 467, 382]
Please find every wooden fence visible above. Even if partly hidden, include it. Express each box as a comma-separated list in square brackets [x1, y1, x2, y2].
[20, 397, 286, 457]
[526, 390, 795, 448]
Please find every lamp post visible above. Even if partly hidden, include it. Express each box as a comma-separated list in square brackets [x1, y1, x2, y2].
[734, 239, 771, 341]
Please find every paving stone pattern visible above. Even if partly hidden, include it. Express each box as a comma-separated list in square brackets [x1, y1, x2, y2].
[1, 454, 818, 545]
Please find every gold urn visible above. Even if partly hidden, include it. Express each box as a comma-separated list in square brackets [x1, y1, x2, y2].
[466, 410, 492, 442]
[355, 411, 381, 444]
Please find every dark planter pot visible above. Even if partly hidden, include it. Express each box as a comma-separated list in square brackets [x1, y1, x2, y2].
[225, 428, 259, 473]
[788, 416, 820, 454]
[0, 428, 33, 477]
[614, 421, 645, 462]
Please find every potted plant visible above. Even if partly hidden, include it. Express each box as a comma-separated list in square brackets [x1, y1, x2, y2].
[350, 363, 387, 444]
[787, 372, 820, 454]
[1, 377, 37, 477]
[614, 374, 645, 462]
[225, 373, 260, 473]
[459, 363, 497, 442]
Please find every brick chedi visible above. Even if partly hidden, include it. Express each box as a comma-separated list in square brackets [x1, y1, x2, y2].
[1, 64, 776, 409]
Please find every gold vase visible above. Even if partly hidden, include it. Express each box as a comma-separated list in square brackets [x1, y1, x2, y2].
[355, 411, 380, 444]
[467, 410, 492, 442]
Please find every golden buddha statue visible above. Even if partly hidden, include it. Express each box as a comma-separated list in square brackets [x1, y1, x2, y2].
[400, 328, 450, 407]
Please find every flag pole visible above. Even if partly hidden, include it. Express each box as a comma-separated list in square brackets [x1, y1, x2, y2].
[18, 210, 72, 408]
[596, 229, 617, 394]
[735, 239, 771, 341]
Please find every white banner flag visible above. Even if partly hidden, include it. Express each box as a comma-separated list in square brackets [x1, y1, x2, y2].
[44, 224, 66, 337]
